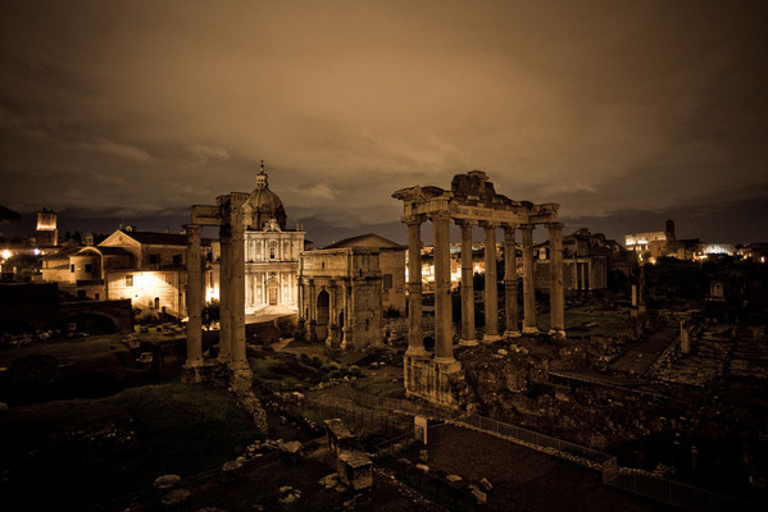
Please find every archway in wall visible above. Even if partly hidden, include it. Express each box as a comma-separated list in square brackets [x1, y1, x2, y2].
[316, 290, 329, 341]
[338, 310, 344, 330]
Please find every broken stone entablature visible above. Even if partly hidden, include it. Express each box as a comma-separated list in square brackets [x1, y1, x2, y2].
[393, 171, 566, 406]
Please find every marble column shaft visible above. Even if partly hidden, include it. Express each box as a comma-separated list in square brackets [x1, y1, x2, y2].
[503, 224, 520, 336]
[548, 223, 565, 336]
[432, 212, 454, 363]
[230, 197, 247, 368]
[218, 222, 233, 363]
[482, 222, 500, 342]
[185, 224, 203, 369]
[406, 217, 425, 355]
[521, 224, 538, 334]
[458, 221, 476, 346]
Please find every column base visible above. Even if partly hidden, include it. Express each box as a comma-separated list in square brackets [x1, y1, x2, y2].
[504, 330, 522, 338]
[459, 338, 478, 347]
[548, 329, 567, 339]
[229, 362, 253, 391]
[182, 362, 203, 384]
[433, 356, 461, 372]
[405, 346, 429, 357]
[482, 334, 502, 343]
[522, 326, 540, 335]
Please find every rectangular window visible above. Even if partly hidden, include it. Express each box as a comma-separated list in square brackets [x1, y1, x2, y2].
[70, 264, 75, 273]
[172, 254, 182, 265]
[383, 273, 393, 290]
[149, 254, 159, 264]
[95, 293, 100, 300]
[125, 275, 133, 287]
[85, 263, 93, 273]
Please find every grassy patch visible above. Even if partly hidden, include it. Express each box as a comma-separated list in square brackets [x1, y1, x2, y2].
[356, 378, 405, 398]
[0, 382, 262, 510]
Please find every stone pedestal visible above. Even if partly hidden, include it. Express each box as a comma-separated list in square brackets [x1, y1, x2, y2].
[404, 355, 464, 408]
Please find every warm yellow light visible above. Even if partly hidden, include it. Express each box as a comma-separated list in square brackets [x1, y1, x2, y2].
[1, 249, 11, 260]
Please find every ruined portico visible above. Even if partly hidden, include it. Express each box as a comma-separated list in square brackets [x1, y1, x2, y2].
[393, 171, 565, 406]
[183, 193, 253, 389]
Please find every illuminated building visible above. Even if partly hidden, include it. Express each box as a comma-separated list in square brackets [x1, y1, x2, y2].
[41, 227, 214, 318]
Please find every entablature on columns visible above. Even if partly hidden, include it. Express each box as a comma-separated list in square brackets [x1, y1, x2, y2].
[393, 178, 559, 227]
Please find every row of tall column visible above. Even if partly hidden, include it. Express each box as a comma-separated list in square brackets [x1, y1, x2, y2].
[405, 215, 565, 364]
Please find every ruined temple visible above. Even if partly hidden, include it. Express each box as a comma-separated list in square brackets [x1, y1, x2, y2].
[392, 170, 565, 407]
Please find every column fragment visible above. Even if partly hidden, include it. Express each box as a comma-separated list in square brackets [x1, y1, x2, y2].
[503, 224, 520, 337]
[520, 223, 539, 334]
[184, 224, 203, 381]
[548, 222, 566, 337]
[406, 216, 426, 356]
[432, 212, 454, 364]
[458, 220, 477, 346]
[229, 194, 249, 371]
[482, 222, 500, 342]
[218, 221, 233, 363]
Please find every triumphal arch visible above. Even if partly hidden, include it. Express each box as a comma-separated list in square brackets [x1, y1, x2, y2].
[392, 170, 565, 406]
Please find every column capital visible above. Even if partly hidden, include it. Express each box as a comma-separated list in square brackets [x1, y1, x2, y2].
[454, 218, 474, 228]
[479, 220, 498, 229]
[519, 223, 536, 231]
[404, 214, 426, 226]
[429, 211, 452, 222]
[184, 223, 202, 233]
[502, 223, 517, 233]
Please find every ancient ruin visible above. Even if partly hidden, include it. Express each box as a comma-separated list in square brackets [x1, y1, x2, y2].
[392, 171, 564, 406]
[184, 193, 252, 389]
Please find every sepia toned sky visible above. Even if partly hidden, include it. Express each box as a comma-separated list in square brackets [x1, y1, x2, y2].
[1, 0, 767, 245]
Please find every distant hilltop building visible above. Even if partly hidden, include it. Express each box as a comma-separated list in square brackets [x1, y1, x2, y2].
[625, 219, 706, 262]
[36, 208, 58, 247]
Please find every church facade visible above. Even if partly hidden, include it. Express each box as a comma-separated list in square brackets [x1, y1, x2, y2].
[242, 163, 305, 315]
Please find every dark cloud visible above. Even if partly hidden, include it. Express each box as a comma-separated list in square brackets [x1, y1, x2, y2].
[1, 1, 767, 244]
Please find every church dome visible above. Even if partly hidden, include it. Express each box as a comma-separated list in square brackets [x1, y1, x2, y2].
[244, 161, 287, 230]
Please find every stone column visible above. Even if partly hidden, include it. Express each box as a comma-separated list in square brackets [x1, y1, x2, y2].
[548, 222, 566, 337]
[184, 224, 203, 382]
[457, 220, 476, 346]
[482, 222, 501, 342]
[503, 224, 521, 337]
[406, 216, 426, 356]
[326, 283, 337, 347]
[229, 194, 251, 387]
[520, 223, 539, 334]
[308, 279, 317, 342]
[341, 284, 351, 349]
[432, 212, 454, 364]
[218, 222, 233, 364]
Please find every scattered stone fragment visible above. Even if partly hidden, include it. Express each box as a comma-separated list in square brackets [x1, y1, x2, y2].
[415, 463, 430, 473]
[479, 477, 493, 492]
[418, 449, 429, 463]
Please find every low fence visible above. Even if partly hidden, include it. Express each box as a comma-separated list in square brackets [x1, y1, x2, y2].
[346, 389, 761, 512]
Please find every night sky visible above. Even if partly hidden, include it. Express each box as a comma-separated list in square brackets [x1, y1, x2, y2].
[1, 1, 767, 246]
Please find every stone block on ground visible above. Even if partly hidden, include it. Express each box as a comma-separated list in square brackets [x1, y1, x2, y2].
[415, 463, 430, 473]
[418, 449, 429, 463]
[479, 477, 493, 492]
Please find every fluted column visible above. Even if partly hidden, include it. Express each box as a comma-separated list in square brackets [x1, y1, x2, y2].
[457, 220, 476, 346]
[184, 224, 203, 381]
[432, 212, 454, 364]
[406, 216, 426, 356]
[218, 221, 233, 363]
[548, 222, 566, 337]
[229, 194, 250, 375]
[520, 223, 539, 334]
[503, 224, 521, 337]
[482, 222, 501, 342]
